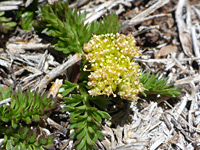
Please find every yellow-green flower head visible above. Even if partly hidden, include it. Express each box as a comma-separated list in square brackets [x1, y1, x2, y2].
[83, 33, 144, 101]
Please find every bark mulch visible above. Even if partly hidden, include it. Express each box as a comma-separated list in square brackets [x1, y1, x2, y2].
[0, 0, 200, 149]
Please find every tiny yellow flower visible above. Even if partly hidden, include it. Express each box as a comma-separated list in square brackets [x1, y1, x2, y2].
[83, 33, 144, 101]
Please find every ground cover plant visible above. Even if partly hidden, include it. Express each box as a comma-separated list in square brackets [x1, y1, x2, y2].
[34, 2, 180, 149]
[1, 0, 199, 149]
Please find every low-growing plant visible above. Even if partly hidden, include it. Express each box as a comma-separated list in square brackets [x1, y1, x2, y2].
[59, 34, 181, 150]
[0, 87, 58, 128]
[61, 80, 111, 150]
[1, 126, 55, 150]
[36, 1, 121, 54]
[36, 2, 180, 150]
[0, 1, 181, 150]
[0, 87, 57, 149]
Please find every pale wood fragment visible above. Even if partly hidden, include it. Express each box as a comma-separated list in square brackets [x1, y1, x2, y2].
[84, 0, 133, 24]
[46, 118, 67, 135]
[0, 98, 11, 107]
[131, 0, 169, 21]
[48, 79, 63, 98]
[0, 1, 22, 11]
[122, 13, 171, 28]
[35, 53, 82, 92]
[175, 0, 193, 57]
[191, 26, 200, 64]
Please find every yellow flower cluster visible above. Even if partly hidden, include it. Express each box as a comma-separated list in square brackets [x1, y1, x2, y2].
[83, 33, 144, 101]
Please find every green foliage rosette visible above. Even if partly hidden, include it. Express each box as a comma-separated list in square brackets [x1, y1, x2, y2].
[0, 87, 57, 149]
[83, 33, 144, 101]
[36, 2, 121, 54]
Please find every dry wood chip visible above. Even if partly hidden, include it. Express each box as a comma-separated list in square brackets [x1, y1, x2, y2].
[115, 142, 148, 150]
[46, 118, 67, 135]
[191, 26, 200, 64]
[36, 50, 48, 71]
[14, 68, 25, 76]
[175, 0, 193, 57]
[0, 1, 22, 11]
[155, 45, 178, 59]
[35, 53, 82, 92]
[48, 79, 63, 98]
[131, 0, 169, 21]
[21, 72, 43, 83]
[84, 0, 133, 24]
[0, 58, 10, 68]
[69, 0, 90, 8]
[150, 137, 165, 150]
[7, 42, 50, 52]
[0, 97, 11, 107]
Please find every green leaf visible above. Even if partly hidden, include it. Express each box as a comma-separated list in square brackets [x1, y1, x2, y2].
[0, 13, 16, 33]
[86, 134, 96, 147]
[70, 131, 76, 139]
[89, 95, 111, 110]
[32, 114, 40, 122]
[26, 129, 37, 144]
[76, 128, 86, 140]
[3, 22, 17, 30]
[76, 138, 86, 150]
[140, 73, 181, 97]
[0, 11, 4, 16]
[75, 105, 86, 111]
[38, 135, 48, 145]
[70, 113, 88, 124]
[70, 109, 85, 118]
[43, 142, 54, 149]
[87, 126, 95, 134]
[6, 140, 14, 150]
[96, 130, 104, 141]
[64, 105, 75, 111]
[87, 115, 93, 122]
[25, 116, 32, 124]
[0, 87, 57, 128]
[89, 109, 102, 123]
[36, 2, 121, 55]
[41, 135, 55, 149]
[64, 94, 83, 105]
[61, 80, 78, 96]
[1, 117, 8, 122]
[11, 119, 17, 129]
[13, 134, 20, 143]
[19, 142, 27, 149]
[19, 127, 29, 140]
[97, 110, 111, 119]
[69, 120, 86, 130]
[20, 11, 34, 30]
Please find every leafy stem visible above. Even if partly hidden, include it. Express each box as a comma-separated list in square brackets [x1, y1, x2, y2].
[140, 73, 181, 97]
[61, 81, 110, 150]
